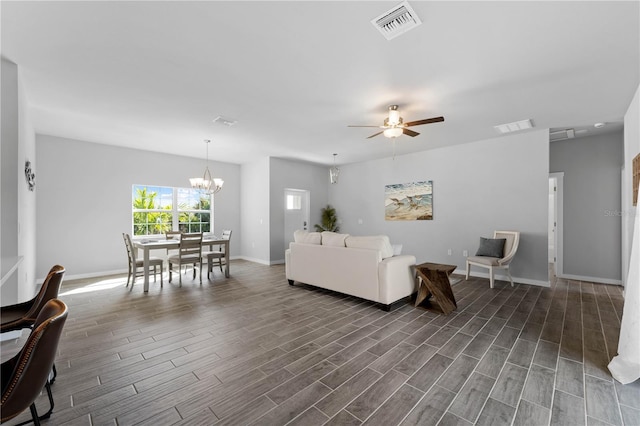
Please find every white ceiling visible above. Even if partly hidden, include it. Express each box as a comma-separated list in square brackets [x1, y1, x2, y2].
[2, 1, 638, 166]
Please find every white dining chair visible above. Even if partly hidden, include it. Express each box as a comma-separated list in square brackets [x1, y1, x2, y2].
[123, 233, 163, 287]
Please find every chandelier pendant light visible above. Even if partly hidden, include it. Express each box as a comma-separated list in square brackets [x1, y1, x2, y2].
[329, 153, 340, 184]
[190, 139, 224, 194]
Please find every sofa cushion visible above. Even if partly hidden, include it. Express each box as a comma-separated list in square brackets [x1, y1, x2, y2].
[321, 231, 350, 247]
[346, 235, 394, 259]
[392, 244, 403, 256]
[293, 230, 321, 245]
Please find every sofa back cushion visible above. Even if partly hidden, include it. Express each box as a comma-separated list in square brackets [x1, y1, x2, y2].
[345, 235, 394, 259]
[293, 230, 322, 245]
[321, 231, 350, 247]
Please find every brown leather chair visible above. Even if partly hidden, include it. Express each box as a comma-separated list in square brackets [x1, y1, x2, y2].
[0, 265, 65, 333]
[1, 299, 68, 425]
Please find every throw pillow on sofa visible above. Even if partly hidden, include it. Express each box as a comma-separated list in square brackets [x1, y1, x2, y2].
[345, 235, 394, 259]
[294, 229, 322, 245]
[321, 231, 350, 247]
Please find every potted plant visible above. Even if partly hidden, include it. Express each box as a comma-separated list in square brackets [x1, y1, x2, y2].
[314, 205, 340, 232]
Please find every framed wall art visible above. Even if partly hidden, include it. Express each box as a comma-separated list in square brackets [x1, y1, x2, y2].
[385, 180, 433, 221]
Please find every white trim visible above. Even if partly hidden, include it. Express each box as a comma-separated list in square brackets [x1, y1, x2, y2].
[39, 268, 130, 284]
[550, 172, 564, 277]
[460, 269, 550, 288]
[557, 273, 623, 286]
[237, 256, 271, 266]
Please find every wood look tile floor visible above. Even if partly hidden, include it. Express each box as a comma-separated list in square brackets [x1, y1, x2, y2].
[3, 260, 639, 425]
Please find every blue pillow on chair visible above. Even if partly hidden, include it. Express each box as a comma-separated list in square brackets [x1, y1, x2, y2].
[476, 237, 506, 258]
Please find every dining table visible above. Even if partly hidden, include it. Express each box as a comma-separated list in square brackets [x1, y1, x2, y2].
[133, 235, 230, 292]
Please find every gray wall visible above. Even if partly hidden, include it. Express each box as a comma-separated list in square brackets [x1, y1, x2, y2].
[329, 129, 550, 285]
[550, 131, 624, 283]
[36, 135, 241, 280]
[269, 157, 328, 263]
[240, 157, 271, 264]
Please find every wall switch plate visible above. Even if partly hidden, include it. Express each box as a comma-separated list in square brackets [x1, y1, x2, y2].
[447, 249, 452, 255]
[463, 250, 468, 257]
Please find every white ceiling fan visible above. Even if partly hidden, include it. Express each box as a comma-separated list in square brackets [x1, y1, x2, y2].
[349, 105, 444, 139]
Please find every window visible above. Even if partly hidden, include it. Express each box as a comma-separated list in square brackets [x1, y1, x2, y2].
[132, 185, 212, 236]
[286, 194, 302, 210]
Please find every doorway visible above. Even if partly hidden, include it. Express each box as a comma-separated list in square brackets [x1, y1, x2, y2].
[284, 189, 310, 252]
[549, 173, 564, 278]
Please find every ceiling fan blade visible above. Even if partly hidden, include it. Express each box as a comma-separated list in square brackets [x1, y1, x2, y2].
[348, 125, 385, 128]
[403, 128, 420, 137]
[404, 116, 445, 127]
[367, 131, 384, 139]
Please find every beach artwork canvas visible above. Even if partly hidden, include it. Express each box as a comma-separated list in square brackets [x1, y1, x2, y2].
[385, 181, 433, 221]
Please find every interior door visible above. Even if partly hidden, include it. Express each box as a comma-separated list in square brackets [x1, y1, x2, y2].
[284, 189, 310, 251]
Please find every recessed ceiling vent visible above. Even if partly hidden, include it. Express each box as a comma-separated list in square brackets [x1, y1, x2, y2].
[213, 116, 237, 127]
[371, 1, 422, 41]
[550, 129, 576, 142]
[494, 119, 534, 134]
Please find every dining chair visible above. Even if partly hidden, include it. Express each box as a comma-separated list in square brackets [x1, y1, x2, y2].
[1, 299, 68, 425]
[122, 233, 163, 287]
[168, 232, 204, 286]
[203, 230, 232, 279]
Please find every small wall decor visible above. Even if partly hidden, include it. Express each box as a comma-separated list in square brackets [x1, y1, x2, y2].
[24, 160, 35, 191]
[385, 180, 433, 220]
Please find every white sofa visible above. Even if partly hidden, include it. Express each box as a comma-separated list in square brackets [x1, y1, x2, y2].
[285, 231, 417, 310]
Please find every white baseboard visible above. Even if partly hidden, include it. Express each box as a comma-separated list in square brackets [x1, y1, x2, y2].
[40, 256, 247, 284]
[237, 256, 271, 266]
[39, 268, 129, 284]
[458, 269, 550, 288]
[557, 273, 623, 286]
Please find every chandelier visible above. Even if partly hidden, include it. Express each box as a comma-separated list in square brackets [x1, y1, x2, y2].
[329, 153, 340, 184]
[190, 139, 224, 194]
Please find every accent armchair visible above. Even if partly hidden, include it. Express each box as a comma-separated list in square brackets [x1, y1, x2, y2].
[466, 230, 520, 288]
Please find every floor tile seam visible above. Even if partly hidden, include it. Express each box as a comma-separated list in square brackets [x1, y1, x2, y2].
[618, 401, 640, 412]
[584, 373, 626, 426]
[253, 379, 333, 424]
[579, 284, 604, 425]
[311, 369, 382, 419]
[447, 367, 497, 424]
[474, 328, 538, 422]
[345, 371, 423, 425]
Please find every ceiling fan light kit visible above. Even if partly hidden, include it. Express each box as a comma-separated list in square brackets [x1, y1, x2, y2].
[348, 104, 444, 140]
[383, 127, 403, 138]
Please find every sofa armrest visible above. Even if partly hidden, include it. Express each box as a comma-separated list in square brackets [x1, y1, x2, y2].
[285, 248, 291, 279]
[378, 255, 417, 304]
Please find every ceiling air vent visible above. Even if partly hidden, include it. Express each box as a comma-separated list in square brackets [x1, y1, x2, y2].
[371, 1, 422, 41]
[494, 119, 534, 134]
[213, 116, 237, 127]
[550, 129, 575, 142]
